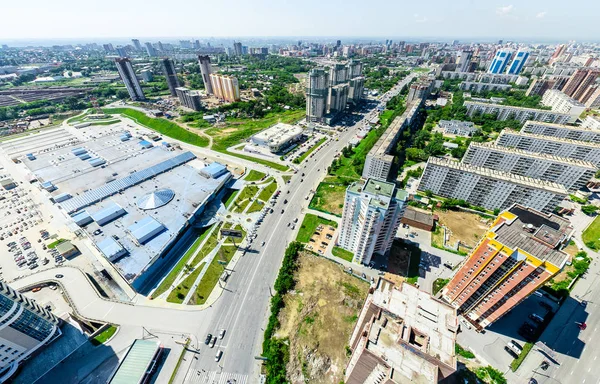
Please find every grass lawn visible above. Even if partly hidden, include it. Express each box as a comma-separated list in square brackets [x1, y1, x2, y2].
[257, 180, 278, 202]
[247, 200, 265, 213]
[91, 325, 117, 346]
[167, 263, 206, 303]
[332, 246, 354, 262]
[151, 225, 213, 298]
[190, 245, 237, 305]
[208, 110, 304, 151]
[244, 169, 266, 181]
[231, 185, 259, 213]
[88, 119, 121, 126]
[330, 128, 384, 180]
[222, 189, 239, 210]
[309, 181, 347, 216]
[432, 278, 450, 295]
[191, 224, 222, 266]
[297, 214, 338, 243]
[510, 342, 534, 372]
[582, 216, 600, 250]
[66, 110, 90, 124]
[293, 137, 327, 164]
[282, 175, 292, 183]
[47, 239, 67, 249]
[103, 108, 209, 147]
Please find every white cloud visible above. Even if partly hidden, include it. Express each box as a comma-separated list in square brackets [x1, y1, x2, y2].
[414, 13, 428, 23]
[496, 5, 514, 16]
[536, 11, 547, 19]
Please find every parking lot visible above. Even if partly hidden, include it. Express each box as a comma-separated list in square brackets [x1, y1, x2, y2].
[306, 224, 335, 255]
[458, 293, 560, 371]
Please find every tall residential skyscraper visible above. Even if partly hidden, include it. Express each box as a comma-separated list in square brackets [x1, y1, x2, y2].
[488, 50, 512, 74]
[131, 39, 142, 51]
[338, 178, 407, 265]
[233, 42, 243, 56]
[145, 42, 156, 57]
[305, 68, 329, 123]
[0, 282, 61, 381]
[209, 74, 240, 102]
[176, 87, 202, 111]
[562, 68, 600, 102]
[456, 50, 473, 72]
[550, 44, 567, 64]
[507, 50, 529, 74]
[115, 58, 145, 101]
[442, 205, 572, 329]
[161, 58, 180, 96]
[197, 55, 213, 94]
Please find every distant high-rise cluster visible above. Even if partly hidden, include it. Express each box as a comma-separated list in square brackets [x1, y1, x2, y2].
[114, 58, 145, 101]
[305, 60, 364, 124]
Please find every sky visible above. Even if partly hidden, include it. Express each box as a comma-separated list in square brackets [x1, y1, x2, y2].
[1, 0, 599, 43]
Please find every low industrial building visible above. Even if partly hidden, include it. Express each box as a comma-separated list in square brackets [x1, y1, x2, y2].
[418, 157, 568, 214]
[401, 206, 436, 231]
[14, 122, 231, 292]
[251, 123, 304, 153]
[437, 120, 477, 137]
[55, 241, 79, 258]
[108, 339, 162, 384]
[345, 279, 457, 384]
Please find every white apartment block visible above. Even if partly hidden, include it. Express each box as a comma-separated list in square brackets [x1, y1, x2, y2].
[339, 179, 407, 265]
[581, 115, 600, 130]
[497, 129, 600, 167]
[363, 102, 421, 181]
[463, 142, 596, 191]
[464, 101, 572, 124]
[439, 71, 519, 84]
[418, 157, 567, 214]
[541, 90, 585, 123]
[522, 120, 600, 143]
[459, 82, 511, 93]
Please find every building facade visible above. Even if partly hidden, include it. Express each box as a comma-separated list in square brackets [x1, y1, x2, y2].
[0, 282, 61, 381]
[581, 115, 600, 130]
[175, 87, 202, 111]
[463, 101, 572, 124]
[197, 55, 213, 94]
[209, 74, 240, 102]
[540, 90, 585, 123]
[305, 68, 329, 123]
[562, 68, 600, 102]
[507, 50, 529, 75]
[418, 157, 568, 214]
[339, 179, 406, 265]
[488, 50, 512, 74]
[161, 58, 180, 97]
[441, 205, 572, 329]
[497, 129, 600, 167]
[114, 58, 145, 101]
[463, 142, 596, 191]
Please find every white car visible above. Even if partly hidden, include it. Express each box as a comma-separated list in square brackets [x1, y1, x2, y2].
[215, 350, 223, 362]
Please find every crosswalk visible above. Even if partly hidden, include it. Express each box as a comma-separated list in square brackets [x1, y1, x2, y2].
[185, 370, 248, 384]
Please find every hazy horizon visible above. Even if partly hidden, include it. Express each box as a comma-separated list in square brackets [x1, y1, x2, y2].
[2, 0, 600, 45]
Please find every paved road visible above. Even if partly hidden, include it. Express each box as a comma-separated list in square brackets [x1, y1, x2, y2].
[182, 73, 420, 382]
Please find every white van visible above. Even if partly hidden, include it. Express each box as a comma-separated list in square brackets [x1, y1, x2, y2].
[508, 340, 523, 354]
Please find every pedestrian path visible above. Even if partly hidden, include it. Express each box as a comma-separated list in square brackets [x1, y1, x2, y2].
[185, 370, 248, 384]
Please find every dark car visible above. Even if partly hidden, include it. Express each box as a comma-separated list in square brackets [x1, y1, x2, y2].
[55, 274, 63, 278]
[205, 334, 213, 345]
[504, 346, 519, 359]
[539, 301, 553, 312]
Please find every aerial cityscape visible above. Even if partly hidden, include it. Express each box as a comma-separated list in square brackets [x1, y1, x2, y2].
[1, 2, 600, 384]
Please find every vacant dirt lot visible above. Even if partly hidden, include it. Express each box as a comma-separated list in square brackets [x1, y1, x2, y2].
[436, 209, 491, 248]
[276, 253, 369, 384]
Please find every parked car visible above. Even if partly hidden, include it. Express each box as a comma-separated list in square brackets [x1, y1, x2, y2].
[504, 346, 519, 359]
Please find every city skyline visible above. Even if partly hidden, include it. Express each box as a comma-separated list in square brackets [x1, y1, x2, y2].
[2, 0, 600, 42]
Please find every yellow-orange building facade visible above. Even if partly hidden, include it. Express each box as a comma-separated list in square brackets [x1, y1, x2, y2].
[209, 74, 240, 102]
[441, 204, 572, 329]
